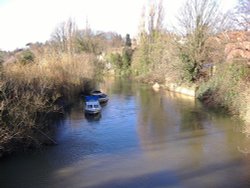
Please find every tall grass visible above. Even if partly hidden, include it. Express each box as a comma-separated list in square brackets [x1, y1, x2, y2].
[0, 46, 97, 156]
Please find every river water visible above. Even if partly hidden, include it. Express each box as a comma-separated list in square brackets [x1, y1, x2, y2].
[1, 78, 250, 188]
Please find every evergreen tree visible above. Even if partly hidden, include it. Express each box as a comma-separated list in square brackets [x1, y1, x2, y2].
[125, 34, 132, 47]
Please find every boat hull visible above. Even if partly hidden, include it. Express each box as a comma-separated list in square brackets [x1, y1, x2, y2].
[90, 91, 109, 104]
[84, 109, 101, 114]
[99, 97, 109, 103]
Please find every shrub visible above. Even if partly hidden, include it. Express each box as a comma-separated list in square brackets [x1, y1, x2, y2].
[109, 53, 122, 69]
[18, 50, 35, 64]
[197, 62, 250, 115]
[0, 51, 4, 64]
[107, 47, 133, 76]
[0, 78, 60, 150]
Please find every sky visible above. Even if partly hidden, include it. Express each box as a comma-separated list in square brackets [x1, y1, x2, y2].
[0, 0, 238, 51]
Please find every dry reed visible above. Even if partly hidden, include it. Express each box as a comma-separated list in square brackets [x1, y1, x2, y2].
[0, 47, 96, 156]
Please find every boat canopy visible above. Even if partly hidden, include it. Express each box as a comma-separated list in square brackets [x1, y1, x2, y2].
[85, 95, 99, 101]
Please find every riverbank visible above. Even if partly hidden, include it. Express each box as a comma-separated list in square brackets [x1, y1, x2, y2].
[127, 30, 250, 125]
[148, 72, 250, 125]
[125, 61, 250, 124]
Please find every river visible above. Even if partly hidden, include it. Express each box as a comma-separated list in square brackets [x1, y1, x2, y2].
[1, 78, 250, 188]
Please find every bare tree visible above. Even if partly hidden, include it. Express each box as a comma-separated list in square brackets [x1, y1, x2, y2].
[148, 2, 156, 41]
[156, 0, 164, 32]
[177, 0, 230, 81]
[235, 0, 250, 30]
[138, 0, 165, 40]
[178, 0, 231, 35]
[51, 18, 77, 54]
[132, 1, 173, 79]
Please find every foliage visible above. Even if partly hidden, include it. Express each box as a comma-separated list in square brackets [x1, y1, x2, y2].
[132, 33, 151, 75]
[108, 47, 133, 75]
[75, 30, 103, 54]
[197, 62, 250, 114]
[125, 34, 132, 47]
[122, 47, 133, 68]
[18, 50, 35, 64]
[132, 0, 176, 82]
[132, 31, 185, 83]
[0, 51, 4, 64]
[109, 52, 122, 68]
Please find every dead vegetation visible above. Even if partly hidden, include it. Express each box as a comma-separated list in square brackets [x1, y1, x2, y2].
[0, 40, 97, 157]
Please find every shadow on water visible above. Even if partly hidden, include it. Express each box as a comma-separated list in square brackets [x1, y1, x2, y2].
[84, 113, 102, 122]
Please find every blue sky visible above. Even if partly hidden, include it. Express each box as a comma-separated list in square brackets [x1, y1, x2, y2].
[0, 0, 237, 51]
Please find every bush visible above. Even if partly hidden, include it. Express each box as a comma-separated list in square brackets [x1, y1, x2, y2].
[18, 50, 35, 64]
[0, 78, 60, 150]
[107, 47, 133, 76]
[197, 62, 250, 114]
[109, 53, 122, 68]
[0, 51, 4, 64]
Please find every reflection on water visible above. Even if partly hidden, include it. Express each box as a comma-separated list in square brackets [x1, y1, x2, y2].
[0, 77, 250, 188]
[85, 113, 102, 122]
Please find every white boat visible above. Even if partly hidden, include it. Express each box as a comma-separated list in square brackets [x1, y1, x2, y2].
[91, 90, 109, 103]
[84, 96, 101, 114]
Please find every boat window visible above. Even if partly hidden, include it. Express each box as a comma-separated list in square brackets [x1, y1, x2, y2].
[92, 91, 101, 94]
[87, 105, 93, 108]
[94, 105, 99, 108]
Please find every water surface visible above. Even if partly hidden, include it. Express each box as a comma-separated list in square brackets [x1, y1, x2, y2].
[1, 78, 250, 188]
